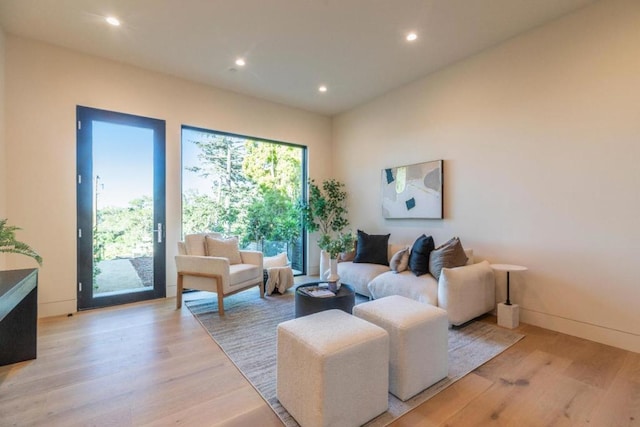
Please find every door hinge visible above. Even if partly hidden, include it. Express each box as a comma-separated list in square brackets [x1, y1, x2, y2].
[78, 120, 82, 130]
[79, 282, 82, 292]
[78, 228, 82, 238]
[78, 174, 82, 184]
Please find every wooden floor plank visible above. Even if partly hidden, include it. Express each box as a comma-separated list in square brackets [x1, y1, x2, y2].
[440, 349, 577, 425]
[141, 385, 281, 427]
[1, 295, 638, 426]
[389, 373, 493, 427]
[556, 335, 628, 390]
[587, 352, 640, 426]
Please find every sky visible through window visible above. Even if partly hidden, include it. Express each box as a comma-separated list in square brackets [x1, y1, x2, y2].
[92, 120, 154, 208]
[181, 128, 232, 196]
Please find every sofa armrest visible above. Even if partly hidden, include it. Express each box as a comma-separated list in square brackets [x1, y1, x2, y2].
[175, 255, 230, 278]
[240, 250, 264, 268]
[437, 260, 495, 326]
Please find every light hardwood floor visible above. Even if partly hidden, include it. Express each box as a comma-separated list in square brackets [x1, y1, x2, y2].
[0, 296, 282, 426]
[1, 294, 638, 426]
[391, 320, 640, 426]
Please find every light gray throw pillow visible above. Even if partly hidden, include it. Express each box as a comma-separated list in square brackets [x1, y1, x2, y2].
[389, 246, 410, 273]
[205, 236, 243, 265]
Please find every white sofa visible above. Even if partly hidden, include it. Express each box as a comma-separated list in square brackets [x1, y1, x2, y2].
[337, 244, 496, 326]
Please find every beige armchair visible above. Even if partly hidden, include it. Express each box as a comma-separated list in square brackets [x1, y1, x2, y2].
[175, 233, 264, 315]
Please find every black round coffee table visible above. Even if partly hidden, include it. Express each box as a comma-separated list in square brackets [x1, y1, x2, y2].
[294, 282, 356, 318]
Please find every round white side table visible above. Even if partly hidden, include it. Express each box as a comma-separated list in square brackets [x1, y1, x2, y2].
[490, 264, 527, 329]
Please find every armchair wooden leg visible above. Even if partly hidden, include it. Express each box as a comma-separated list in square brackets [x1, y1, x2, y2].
[216, 280, 225, 316]
[259, 280, 265, 299]
[176, 273, 183, 309]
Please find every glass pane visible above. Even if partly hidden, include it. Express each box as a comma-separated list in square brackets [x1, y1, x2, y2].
[181, 127, 305, 274]
[92, 121, 154, 296]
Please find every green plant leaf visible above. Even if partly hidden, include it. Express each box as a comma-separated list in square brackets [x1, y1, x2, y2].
[0, 218, 43, 265]
[298, 179, 350, 256]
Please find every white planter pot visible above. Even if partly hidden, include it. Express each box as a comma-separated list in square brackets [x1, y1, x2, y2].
[326, 258, 341, 292]
[319, 250, 330, 280]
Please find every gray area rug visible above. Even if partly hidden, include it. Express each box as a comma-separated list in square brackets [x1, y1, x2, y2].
[186, 288, 524, 427]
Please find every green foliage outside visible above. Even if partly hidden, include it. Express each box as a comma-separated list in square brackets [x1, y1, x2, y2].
[241, 140, 302, 251]
[182, 133, 303, 254]
[244, 187, 301, 250]
[184, 134, 250, 236]
[94, 196, 154, 261]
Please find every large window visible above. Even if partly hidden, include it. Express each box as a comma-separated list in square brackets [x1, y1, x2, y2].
[181, 126, 306, 274]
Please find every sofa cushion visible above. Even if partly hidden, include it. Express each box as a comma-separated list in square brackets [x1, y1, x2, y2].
[205, 236, 242, 265]
[229, 263, 262, 286]
[337, 261, 390, 297]
[367, 271, 438, 306]
[429, 237, 468, 280]
[353, 230, 390, 266]
[408, 234, 435, 276]
[389, 246, 410, 273]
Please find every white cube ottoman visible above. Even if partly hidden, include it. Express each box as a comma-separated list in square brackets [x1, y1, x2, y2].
[277, 309, 389, 427]
[353, 295, 448, 401]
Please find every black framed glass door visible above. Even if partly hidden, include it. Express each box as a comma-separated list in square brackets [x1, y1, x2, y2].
[76, 106, 166, 310]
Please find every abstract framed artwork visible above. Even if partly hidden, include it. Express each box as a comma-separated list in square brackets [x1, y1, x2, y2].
[381, 159, 443, 219]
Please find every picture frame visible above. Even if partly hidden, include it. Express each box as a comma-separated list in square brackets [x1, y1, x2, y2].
[381, 159, 443, 219]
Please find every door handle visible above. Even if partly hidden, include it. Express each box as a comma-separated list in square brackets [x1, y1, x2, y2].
[153, 223, 163, 243]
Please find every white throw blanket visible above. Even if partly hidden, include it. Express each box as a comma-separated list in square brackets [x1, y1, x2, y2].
[265, 266, 294, 295]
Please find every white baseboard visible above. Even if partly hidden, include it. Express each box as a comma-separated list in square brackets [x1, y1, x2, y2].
[166, 284, 176, 297]
[38, 292, 176, 318]
[520, 307, 640, 353]
[39, 299, 76, 318]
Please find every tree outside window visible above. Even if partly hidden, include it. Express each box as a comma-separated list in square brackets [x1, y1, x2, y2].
[181, 127, 305, 271]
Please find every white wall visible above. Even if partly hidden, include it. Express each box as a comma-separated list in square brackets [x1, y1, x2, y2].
[333, 0, 640, 352]
[5, 36, 332, 317]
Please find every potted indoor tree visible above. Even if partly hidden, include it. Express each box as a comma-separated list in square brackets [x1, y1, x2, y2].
[0, 219, 43, 266]
[299, 179, 352, 284]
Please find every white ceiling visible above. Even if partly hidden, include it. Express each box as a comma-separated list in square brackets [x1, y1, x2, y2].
[0, 0, 596, 116]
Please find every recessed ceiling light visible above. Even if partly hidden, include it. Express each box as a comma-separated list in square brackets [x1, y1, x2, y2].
[235, 58, 246, 67]
[105, 16, 121, 27]
[406, 32, 418, 42]
[318, 85, 328, 93]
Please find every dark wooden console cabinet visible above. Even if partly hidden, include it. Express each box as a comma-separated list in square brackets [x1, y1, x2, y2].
[0, 269, 38, 366]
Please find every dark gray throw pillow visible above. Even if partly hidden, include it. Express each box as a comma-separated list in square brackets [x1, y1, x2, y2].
[353, 230, 390, 266]
[429, 237, 468, 280]
[408, 234, 435, 276]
